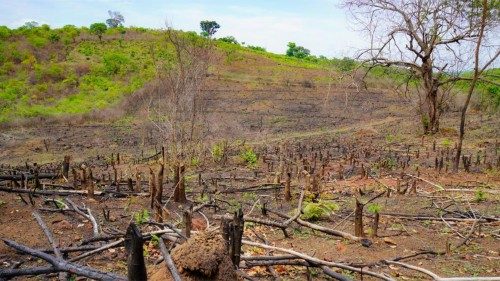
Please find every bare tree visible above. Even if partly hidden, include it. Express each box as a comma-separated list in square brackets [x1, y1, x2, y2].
[343, 0, 495, 134]
[454, 0, 499, 172]
[148, 27, 213, 203]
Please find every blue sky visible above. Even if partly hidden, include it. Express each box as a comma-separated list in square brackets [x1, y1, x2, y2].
[0, 0, 363, 57]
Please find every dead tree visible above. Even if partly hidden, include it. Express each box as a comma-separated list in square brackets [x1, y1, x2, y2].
[343, 0, 494, 134]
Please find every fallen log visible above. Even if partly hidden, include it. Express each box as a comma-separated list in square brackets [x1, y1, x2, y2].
[0, 173, 58, 181]
[242, 240, 394, 281]
[1, 239, 127, 281]
[385, 260, 500, 281]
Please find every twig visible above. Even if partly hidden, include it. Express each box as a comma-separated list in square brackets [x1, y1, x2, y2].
[32, 211, 67, 281]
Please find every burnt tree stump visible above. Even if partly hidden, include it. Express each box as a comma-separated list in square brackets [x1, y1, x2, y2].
[125, 223, 147, 281]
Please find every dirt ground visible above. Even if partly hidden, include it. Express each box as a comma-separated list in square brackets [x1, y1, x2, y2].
[0, 62, 499, 280]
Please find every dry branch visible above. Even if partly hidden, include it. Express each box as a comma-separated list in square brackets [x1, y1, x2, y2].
[385, 260, 500, 281]
[1, 239, 126, 281]
[157, 236, 182, 281]
[242, 240, 394, 281]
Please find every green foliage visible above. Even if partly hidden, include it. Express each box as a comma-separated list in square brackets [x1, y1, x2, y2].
[90, 23, 107, 41]
[301, 201, 339, 221]
[286, 42, 310, 59]
[367, 203, 382, 214]
[62, 25, 80, 43]
[211, 142, 225, 163]
[474, 189, 487, 202]
[219, 36, 238, 44]
[0, 200, 5, 207]
[200, 20, 220, 37]
[134, 209, 150, 225]
[102, 53, 130, 75]
[441, 138, 453, 148]
[48, 32, 60, 43]
[0, 26, 11, 39]
[190, 156, 200, 167]
[28, 36, 48, 48]
[247, 45, 266, 52]
[150, 234, 160, 246]
[240, 147, 258, 167]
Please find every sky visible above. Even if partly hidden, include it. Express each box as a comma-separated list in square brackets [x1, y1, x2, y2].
[0, 0, 364, 58]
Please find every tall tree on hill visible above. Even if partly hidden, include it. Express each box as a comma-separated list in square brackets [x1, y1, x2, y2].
[454, 0, 499, 172]
[343, 0, 498, 134]
[106, 10, 125, 28]
[89, 22, 107, 42]
[200, 20, 220, 38]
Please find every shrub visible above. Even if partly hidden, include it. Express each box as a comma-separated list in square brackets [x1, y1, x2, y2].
[301, 201, 339, 221]
[211, 142, 225, 163]
[102, 53, 130, 75]
[0, 26, 11, 39]
[247, 45, 266, 52]
[134, 209, 150, 225]
[286, 42, 310, 59]
[367, 203, 382, 214]
[474, 189, 487, 202]
[240, 147, 258, 167]
[48, 32, 60, 43]
[219, 36, 238, 44]
[28, 36, 48, 48]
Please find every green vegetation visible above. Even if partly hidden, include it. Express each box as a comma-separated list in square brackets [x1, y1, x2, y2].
[474, 189, 487, 202]
[211, 142, 225, 163]
[89, 23, 107, 41]
[134, 209, 150, 225]
[240, 147, 258, 167]
[301, 200, 339, 221]
[200, 20, 220, 37]
[0, 23, 496, 125]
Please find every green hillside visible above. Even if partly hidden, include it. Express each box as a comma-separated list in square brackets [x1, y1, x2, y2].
[0, 24, 497, 124]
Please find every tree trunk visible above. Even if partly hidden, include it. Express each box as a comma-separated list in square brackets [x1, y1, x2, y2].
[354, 198, 364, 237]
[125, 223, 147, 281]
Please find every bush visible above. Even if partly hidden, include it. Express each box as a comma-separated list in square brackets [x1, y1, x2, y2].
[247, 45, 266, 52]
[102, 53, 130, 75]
[0, 26, 11, 39]
[48, 32, 60, 43]
[219, 36, 238, 44]
[286, 42, 310, 59]
[28, 35, 49, 48]
[240, 147, 258, 167]
[211, 142, 225, 163]
[301, 201, 339, 221]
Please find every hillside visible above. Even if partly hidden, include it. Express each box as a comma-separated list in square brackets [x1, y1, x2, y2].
[0, 24, 499, 281]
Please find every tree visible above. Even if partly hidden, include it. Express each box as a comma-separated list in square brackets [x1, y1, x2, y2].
[62, 25, 80, 43]
[89, 23, 107, 42]
[454, 0, 499, 172]
[106, 10, 125, 28]
[286, 42, 310, 59]
[200, 20, 220, 37]
[219, 36, 238, 44]
[343, 0, 495, 134]
[23, 21, 39, 29]
[148, 29, 214, 203]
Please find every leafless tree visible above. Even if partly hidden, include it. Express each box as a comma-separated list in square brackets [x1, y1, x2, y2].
[454, 0, 499, 172]
[343, 0, 496, 134]
[147, 27, 214, 203]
